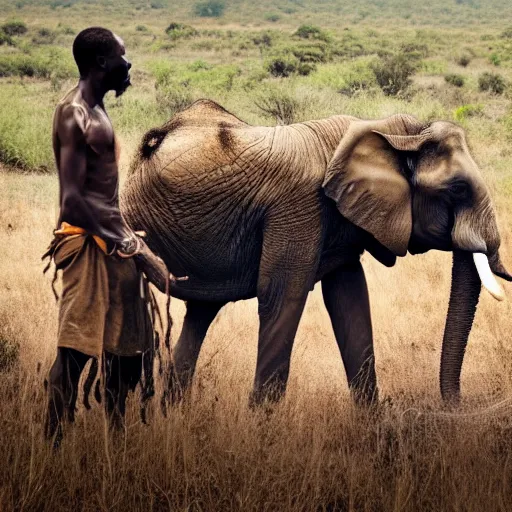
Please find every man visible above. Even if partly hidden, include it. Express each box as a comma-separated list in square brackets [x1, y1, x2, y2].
[44, 27, 175, 443]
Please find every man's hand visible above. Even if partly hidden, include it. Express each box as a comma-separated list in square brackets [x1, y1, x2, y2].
[116, 236, 142, 258]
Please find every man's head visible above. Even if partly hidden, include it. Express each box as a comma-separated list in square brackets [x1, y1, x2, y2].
[73, 27, 131, 97]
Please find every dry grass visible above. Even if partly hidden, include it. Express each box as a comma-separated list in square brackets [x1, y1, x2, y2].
[1, 126, 512, 510]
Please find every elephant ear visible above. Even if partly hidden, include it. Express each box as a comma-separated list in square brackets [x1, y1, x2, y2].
[323, 120, 426, 256]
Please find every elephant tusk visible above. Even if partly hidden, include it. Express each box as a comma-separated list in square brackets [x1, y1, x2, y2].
[473, 253, 505, 301]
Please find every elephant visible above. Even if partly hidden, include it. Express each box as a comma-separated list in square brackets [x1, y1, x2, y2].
[122, 99, 511, 406]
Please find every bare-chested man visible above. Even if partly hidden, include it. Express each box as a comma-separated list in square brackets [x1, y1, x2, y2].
[45, 27, 173, 443]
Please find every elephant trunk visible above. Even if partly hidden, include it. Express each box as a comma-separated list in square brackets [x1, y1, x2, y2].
[440, 250, 481, 403]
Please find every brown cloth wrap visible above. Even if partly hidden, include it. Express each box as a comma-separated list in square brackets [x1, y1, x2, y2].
[52, 234, 153, 358]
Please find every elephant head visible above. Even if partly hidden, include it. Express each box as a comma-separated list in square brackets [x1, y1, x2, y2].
[323, 114, 511, 402]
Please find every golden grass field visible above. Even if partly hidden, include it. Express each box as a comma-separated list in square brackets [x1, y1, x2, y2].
[2, 1, 512, 510]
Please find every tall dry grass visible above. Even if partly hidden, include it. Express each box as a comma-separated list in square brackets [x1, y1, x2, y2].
[1, 113, 512, 510]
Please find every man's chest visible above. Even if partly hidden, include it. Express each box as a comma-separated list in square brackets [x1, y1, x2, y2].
[85, 107, 120, 164]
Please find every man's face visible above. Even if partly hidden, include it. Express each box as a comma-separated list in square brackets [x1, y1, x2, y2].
[102, 34, 132, 97]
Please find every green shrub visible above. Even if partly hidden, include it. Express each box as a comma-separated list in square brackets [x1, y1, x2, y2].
[338, 61, 377, 96]
[136, 25, 148, 32]
[478, 72, 506, 95]
[165, 22, 198, 39]
[293, 24, 330, 42]
[265, 13, 280, 22]
[266, 53, 300, 77]
[155, 84, 194, 115]
[400, 42, 430, 59]
[254, 88, 300, 124]
[371, 53, 418, 96]
[291, 43, 328, 63]
[32, 27, 57, 45]
[490, 53, 501, 66]
[456, 53, 472, 67]
[0, 48, 75, 80]
[445, 74, 465, 87]
[194, 0, 225, 17]
[0, 31, 13, 46]
[150, 0, 166, 8]
[252, 31, 273, 48]
[1, 20, 27, 36]
[297, 62, 316, 76]
[453, 104, 484, 121]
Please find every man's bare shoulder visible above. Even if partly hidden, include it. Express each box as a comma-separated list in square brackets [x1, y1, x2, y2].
[54, 87, 90, 139]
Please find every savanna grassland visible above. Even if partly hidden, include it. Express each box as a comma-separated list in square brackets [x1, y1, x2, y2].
[1, 0, 512, 510]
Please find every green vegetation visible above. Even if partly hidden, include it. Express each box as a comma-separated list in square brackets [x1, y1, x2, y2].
[1, 20, 27, 36]
[371, 52, 418, 97]
[0, 3, 510, 172]
[264, 12, 280, 23]
[165, 22, 198, 39]
[194, 0, 225, 17]
[0, 85, 55, 171]
[453, 104, 484, 121]
[293, 25, 331, 43]
[445, 73, 465, 87]
[456, 54, 471, 67]
[478, 72, 507, 95]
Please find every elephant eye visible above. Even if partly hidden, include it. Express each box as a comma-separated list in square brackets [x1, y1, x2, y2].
[449, 180, 471, 200]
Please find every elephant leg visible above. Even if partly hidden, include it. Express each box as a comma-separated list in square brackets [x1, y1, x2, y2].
[168, 300, 225, 404]
[321, 262, 378, 405]
[45, 348, 90, 444]
[251, 293, 309, 406]
[251, 209, 321, 406]
[104, 353, 142, 430]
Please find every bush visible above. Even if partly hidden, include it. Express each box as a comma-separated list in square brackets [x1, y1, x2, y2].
[293, 24, 330, 42]
[32, 27, 57, 45]
[266, 53, 300, 78]
[338, 62, 377, 96]
[165, 22, 198, 39]
[156, 86, 194, 115]
[252, 31, 273, 48]
[400, 42, 430, 59]
[478, 72, 506, 95]
[456, 53, 472, 67]
[0, 31, 13, 46]
[265, 13, 280, 22]
[136, 25, 148, 32]
[371, 53, 418, 96]
[453, 104, 484, 121]
[194, 0, 225, 17]
[297, 62, 316, 76]
[1, 20, 27, 36]
[254, 88, 300, 125]
[291, 43, 328, 63]
[0, 48, 75, 80]
[490, 53, 501, 66]
[445, 74, 465, 87]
